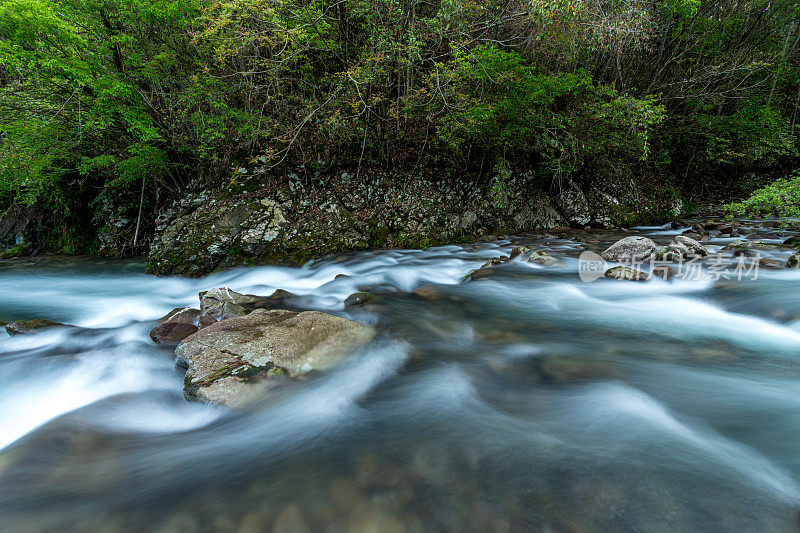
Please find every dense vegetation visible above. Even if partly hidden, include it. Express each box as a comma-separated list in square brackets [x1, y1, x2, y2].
[0, 0, 799, 254]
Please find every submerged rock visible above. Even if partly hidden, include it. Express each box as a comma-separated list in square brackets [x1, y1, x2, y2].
[344, 291, 375, 308]
[604, 266, 648, 281]
[5, 319, 66, 336]
[758, 258, 785, 269]
[722, 239, 780, 250]
[177, 309, 376, 406]
[468, 267, 496, 281]
[509, 245, 533, 259]
[600, 236, 656, 262]
[150, 322, 198, 345]
[411, 285, 444, 300]
[527, 250, 559, 266]
[479, 257, 508, 269]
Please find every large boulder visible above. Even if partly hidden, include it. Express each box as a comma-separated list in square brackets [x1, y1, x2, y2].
[5, 319, 66, 336]
[674, 235, 708, 257]
[177, 309, 376, 406]
[600, 236, 657, 262]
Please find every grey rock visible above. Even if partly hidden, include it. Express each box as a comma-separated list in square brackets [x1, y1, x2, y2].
[666, 242, 692, 259]
[723, 239, 780, 250]
[177, 309, 376, 406]
[604, 266, 649, 281]
[528, 250, 559, 266]
[555, 182, 591, 227]
[601, 236, 657, 262]
[509, 245, 532, 259]
[199, 287, 261, 320]
[674, 235, 708, 257]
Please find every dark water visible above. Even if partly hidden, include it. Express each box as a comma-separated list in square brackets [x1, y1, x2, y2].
[2, 223, 800, 532]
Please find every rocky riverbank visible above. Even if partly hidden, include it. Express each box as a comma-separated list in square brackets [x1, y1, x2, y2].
[144, 167, 683, 277]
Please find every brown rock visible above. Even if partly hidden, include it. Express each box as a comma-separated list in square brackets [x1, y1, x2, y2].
[411, 285, 443, 300]
[158, 307, 200, 325]
[149, 322, 198, 345]
[604, 266, 648, 281]
[468, 267, 494, 280]
[758, 258, 785, 269]
[344, 292, 375, 308]
[198, 315, 217, 329]
[510, 245, 533, 259]
[5, 319, 65, 336]
[651, 265, 676, 280]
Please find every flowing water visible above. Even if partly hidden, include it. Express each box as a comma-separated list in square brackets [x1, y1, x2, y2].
[1, 222, 800, 532]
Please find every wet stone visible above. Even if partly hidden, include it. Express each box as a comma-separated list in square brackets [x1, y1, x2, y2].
[345, 291, 375, 308]
[5, 319, 66, 336]
[601, 236, 656, 262]
[150, 322, 198, 345]
[604, 266, 649, 281]
[758, 258, 785, 269]
[158, 307, 201, 325]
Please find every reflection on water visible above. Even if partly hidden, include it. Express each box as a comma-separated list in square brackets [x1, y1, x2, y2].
[1, 225, 800, 532]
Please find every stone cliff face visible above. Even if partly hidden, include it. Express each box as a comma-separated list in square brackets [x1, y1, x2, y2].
[0, 163, 681, 274]
[146, 167, 679, 277]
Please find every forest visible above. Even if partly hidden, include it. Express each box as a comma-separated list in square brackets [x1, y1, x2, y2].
[0, 0, 799, 255]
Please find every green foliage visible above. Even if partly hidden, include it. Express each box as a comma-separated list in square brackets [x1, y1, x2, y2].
[726, 171, 800, 222]
[694, 104, 796, 168]
[490, 160, 511, 207]
[0, 0, 798, 255]
[437, 45, 665, 183]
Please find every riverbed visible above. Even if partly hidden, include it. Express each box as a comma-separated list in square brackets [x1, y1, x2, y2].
[1, 221, 800, 531]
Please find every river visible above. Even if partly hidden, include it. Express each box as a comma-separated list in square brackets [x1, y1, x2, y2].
[1, 222, 799, 532]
